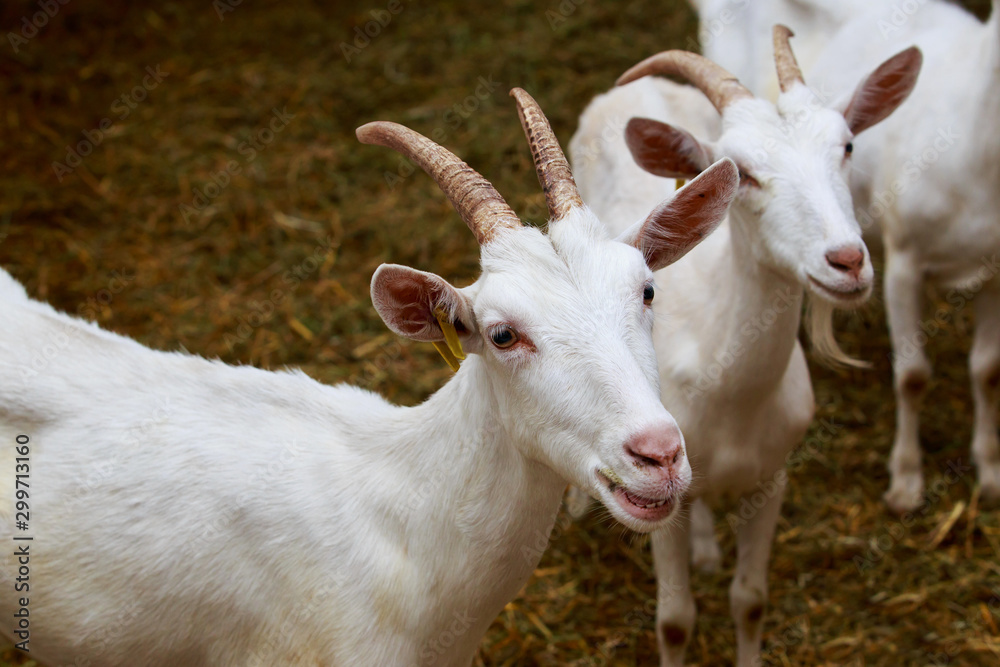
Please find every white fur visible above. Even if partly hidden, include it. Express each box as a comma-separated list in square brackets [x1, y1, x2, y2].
[806, 0, 1000, 511]
[0, 205, 696, 666]
[569, 65, 875, 665]
[689, 0, 878, 100]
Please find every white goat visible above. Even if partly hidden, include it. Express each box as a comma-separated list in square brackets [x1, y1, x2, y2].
[805, 0, 1000, 513]
[688, 0, 874, 100]
[570, 32, 920, 666]
[0, 89, 740, 667]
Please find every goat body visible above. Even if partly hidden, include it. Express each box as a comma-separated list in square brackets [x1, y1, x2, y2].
[0, 268, 560, 665]
[690, 0, 876, 100]
[570, 35, 919, 666]
[807, 0, 1000, 511]
[572, 74, 814, 667]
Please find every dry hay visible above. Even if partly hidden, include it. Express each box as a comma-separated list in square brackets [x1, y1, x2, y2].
[1, 0, 998, 665]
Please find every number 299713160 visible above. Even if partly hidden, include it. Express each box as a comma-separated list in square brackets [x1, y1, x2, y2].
[15, 434, 30, 530]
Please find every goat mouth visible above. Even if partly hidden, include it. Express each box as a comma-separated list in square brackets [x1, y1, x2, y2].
[808, 276, 870, 304]
[597, 470, 676, 522]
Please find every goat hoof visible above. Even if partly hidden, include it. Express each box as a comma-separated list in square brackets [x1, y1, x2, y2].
[977, 463, 1000, 506]
[883, 474, 924, 515]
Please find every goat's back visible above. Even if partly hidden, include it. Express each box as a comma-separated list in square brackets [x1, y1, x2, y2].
[0, 268, 398, 665]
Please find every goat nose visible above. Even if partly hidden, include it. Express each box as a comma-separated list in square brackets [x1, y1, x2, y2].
[825, 246, 865, 279]
[625, 424, 685, 471]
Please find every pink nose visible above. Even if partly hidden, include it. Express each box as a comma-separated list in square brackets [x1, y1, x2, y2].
[624, 424, 685, 476]
[825, 246, 865, 280]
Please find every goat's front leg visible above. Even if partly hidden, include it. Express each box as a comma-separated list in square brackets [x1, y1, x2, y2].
[652, 500, 695, 667]
[689, 497, 721, 572]
[884, 248, 930, 513]
[730, 474, 785, 667]
[970, 283, 1000, 503]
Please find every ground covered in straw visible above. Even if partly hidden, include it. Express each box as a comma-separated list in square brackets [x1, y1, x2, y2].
[1, 0, 998, 665]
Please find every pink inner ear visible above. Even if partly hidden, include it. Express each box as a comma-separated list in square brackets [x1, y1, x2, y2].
[388, 276, 433, 319]
[371, 265, 465, 342]
[844, 47, 922, 136]
[636, 158, 738, 271]
[396, 301, 436, 335]
[625, 117, 710, 180]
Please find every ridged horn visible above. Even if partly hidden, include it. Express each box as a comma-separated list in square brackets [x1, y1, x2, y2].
[616, 51, 754, 114]
[510, 88, 584, 221]
[356, 121, 521, 245]
[773, 24, 805, 93]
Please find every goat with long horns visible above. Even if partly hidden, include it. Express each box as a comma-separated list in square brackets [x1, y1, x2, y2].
[570, 25, 922, 667]
[0, 89, 739, 666]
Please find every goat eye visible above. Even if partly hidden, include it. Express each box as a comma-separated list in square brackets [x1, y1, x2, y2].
[490, 326, 518, 349]
[845, 142, 854, 156]
[643, 284, 655, 305]
[738, 169, 759, 188]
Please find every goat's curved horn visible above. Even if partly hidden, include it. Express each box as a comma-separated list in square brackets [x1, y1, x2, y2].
[616, 51, 753, 114]
[357, 122, 521, 245]
[773, 25, 805, 93]
[510, 88, 584, 221]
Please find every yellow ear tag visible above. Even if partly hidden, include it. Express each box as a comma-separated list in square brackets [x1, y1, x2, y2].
[674, 178, 687, 191]
[431, 341, 462, 372]
[432, 306, 465, 372]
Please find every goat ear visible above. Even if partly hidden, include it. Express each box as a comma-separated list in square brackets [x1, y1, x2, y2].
[617, 158, 739, 271]
[371, 265, 477, 344]
[843, 47, 922, 136]
[625, 117, 711, 179]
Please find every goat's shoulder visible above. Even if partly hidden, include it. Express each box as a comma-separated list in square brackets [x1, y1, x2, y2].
[0, 274, 394, 429]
